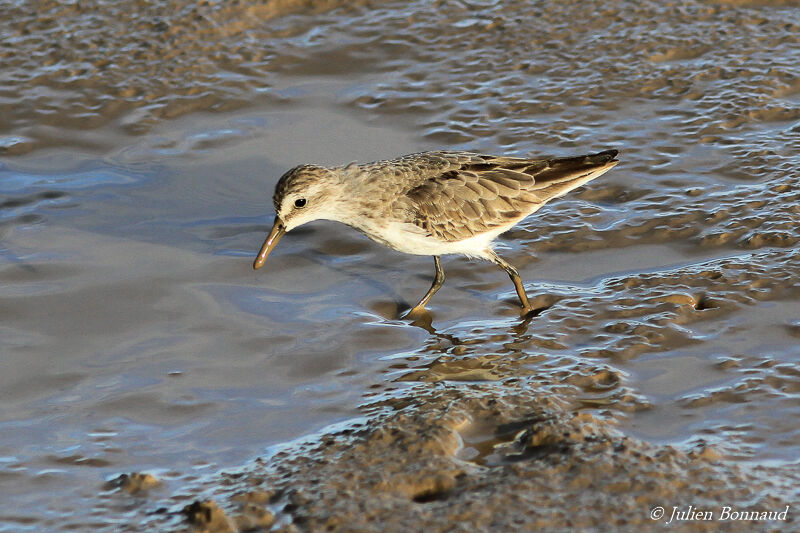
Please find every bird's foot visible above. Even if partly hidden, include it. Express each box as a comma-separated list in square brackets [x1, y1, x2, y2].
[402, 305, 429, 320]
[400, 305, 434, 331]
[520, 304, 547, 319]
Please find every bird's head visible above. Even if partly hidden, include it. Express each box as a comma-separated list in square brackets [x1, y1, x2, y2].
[253, 164, 341, 269]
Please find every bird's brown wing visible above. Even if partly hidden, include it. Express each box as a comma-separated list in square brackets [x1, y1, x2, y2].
[399, 150, 619, 242]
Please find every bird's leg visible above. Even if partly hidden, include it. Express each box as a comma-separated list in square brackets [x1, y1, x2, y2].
[487, 250, 533, 314]
[408, 256, 445, 315]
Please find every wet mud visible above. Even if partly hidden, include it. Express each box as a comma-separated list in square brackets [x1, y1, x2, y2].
[166, 386, 797, 532]
[1, 0, 799, 531]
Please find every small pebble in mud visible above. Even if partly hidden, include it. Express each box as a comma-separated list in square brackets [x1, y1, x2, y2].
[183, 500, 236, 533]
[104, 472, 161, 494]
[233, 503, 275, 530]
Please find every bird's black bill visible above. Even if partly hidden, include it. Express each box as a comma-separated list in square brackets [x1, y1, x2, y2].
[253, 217, 285, 269]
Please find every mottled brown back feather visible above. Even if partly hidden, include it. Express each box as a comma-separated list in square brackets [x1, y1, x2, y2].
[396, 149, 618, 242]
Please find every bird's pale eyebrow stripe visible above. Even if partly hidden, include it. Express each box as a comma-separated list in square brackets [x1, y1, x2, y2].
[272, 165, 318, 210]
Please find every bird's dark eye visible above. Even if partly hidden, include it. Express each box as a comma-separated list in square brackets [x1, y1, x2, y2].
[294, 198, 307, 208]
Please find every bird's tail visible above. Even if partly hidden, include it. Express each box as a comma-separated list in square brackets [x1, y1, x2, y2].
[522, 149, 619, 203]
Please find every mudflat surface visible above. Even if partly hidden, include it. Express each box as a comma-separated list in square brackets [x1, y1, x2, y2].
[1, 0, 798, 531]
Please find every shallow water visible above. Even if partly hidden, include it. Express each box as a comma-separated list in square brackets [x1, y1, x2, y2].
[1, 0, 799, 530]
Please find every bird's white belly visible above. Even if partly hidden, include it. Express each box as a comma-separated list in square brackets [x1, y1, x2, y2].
[357, 219, 507, 259]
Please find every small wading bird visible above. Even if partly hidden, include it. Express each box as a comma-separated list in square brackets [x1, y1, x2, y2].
[254, 149, 619, 316]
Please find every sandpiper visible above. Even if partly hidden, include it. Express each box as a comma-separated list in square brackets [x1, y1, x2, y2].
[254, 149, 619, 316]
